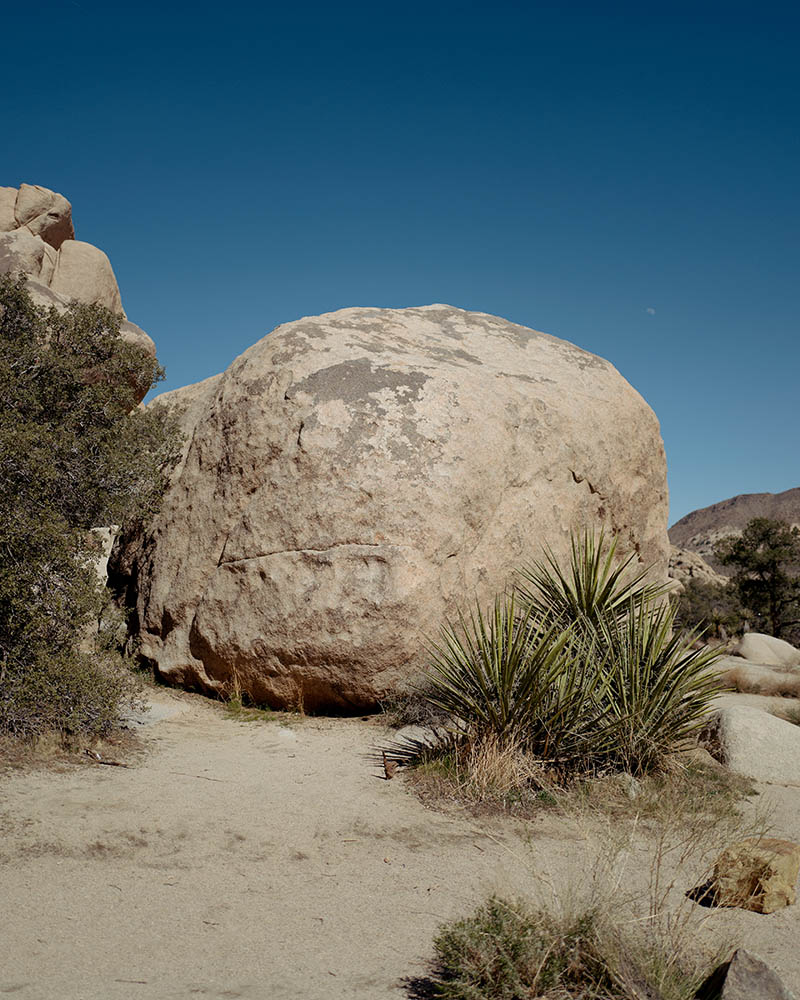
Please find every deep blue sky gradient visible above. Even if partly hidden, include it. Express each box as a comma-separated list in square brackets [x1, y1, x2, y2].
[2, 1, 798, 522]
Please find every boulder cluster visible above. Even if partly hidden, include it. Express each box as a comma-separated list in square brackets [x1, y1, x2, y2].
[0, 183, 154, 359]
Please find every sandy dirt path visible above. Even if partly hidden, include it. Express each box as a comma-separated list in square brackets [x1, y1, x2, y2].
[2, 689, 799, 999]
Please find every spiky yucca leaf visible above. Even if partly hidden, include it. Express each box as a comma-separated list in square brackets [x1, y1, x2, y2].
[423, 594, 577, 743]
[595, 597, 722, 774]
[517, 530, 671, 630]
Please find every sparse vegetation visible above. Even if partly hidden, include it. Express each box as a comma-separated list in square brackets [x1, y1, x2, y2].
[0, 274, 181, 741]
[771, 702, 800, 727]
[388, 533, 721, 795]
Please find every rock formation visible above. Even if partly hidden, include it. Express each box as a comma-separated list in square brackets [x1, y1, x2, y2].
[111, 305, 670, 711]
[0, 182, 155, 361]
[670, 486, 800, 572]
[668, 544, 727, 592]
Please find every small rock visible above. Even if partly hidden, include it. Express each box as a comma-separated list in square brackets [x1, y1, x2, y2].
[696, 948, 796, 1000]
[712, 837, 800, 913]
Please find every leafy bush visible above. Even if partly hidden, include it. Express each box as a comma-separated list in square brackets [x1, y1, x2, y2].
[0, 274, 181, 740]
[387, 533, 720, 785]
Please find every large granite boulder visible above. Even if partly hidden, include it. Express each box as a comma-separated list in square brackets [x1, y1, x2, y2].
[112, 305, 669, 711]
[0, 182, 155, 368]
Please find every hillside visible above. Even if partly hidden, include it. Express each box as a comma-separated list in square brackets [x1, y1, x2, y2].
[669, 486, 800, 570]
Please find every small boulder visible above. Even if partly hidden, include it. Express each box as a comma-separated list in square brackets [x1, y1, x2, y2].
[697, 949, 796, 1000]
[735, 633, 800, 670]
[700, 705, 800, 784]
[712, 838, 800, 913]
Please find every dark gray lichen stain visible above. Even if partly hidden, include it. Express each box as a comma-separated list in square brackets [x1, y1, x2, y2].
[292, 359, 433, 463]
[293, 358, 428, 407]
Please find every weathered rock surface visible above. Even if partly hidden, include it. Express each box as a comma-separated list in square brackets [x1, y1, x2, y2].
[712, 838, 800, 913]
[701, 705, 800, 784]
[697, 949, 797, 999]
[112, 305, 669, 711]
[736, 633, 800, 670]
[0, 182, 154, 365]
[1, 182, 74, 248]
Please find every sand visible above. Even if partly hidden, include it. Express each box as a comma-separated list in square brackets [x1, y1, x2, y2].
[1, 688, 799, 999]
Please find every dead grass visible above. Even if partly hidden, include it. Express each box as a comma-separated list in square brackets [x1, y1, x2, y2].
[771, 702, 800, 727]
[721, 665, 800, 698]
[0, 727, 142, 775]
[404, 740, 757, 834]
[411, 747, 766, 1000]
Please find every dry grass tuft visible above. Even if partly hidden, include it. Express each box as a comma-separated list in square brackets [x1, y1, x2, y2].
[770, 702, 800, 727]
[721, 665, 800, 699]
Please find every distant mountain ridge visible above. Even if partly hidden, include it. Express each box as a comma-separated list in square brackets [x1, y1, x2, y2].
[669, 486, 800, 571]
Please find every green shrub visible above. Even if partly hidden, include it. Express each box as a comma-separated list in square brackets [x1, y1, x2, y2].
[0, 274, 180, 740]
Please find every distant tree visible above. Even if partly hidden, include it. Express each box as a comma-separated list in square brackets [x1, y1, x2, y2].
[715, 517, 800, 641]
[674, 578, 745, 640]
[0, 273, 181, 739]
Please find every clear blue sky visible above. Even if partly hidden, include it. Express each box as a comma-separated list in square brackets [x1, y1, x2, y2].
[3, 1, 797, 523]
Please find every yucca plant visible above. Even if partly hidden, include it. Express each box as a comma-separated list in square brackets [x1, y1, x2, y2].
[423, 595, 573, 742]
[384, 531, 722, 787]
[594, 596, 722, 774]
[517, 530, 671, 630]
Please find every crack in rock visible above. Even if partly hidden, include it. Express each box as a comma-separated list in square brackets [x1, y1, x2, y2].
[218, 541, 393, 566]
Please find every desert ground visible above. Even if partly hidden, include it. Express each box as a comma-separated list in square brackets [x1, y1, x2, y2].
[2, 687, 799, 1000]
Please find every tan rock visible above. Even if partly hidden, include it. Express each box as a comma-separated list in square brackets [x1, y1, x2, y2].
[1, 181, 156, 404]
[147, 374, 223, 474]
[713, 838, 800, 913]
[112, 304, 670, 711]
[49, 240, 124, 315]
[0, 186, 17, 231]
[0, 228, 51, 280]
[668, 544, 728, 592]
[14, 183, 74, 249]
[735, 633, 800, 669]
[120, 320, 156, 358]
[700, 705, 800, 784]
